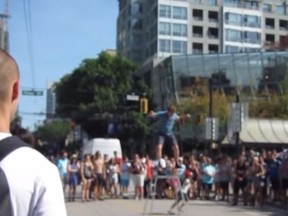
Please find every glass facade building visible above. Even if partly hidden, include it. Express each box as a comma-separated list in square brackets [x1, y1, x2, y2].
[154, 51, 288, 107]
[150, 51, 288, 141]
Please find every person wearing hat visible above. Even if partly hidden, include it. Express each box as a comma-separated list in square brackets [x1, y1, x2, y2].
[167, 171, 193, 215]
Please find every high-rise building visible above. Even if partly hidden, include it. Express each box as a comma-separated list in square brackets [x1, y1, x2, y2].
[117, 0, 288, 65]
[0, 20, 8, 51]
[0, 0, 9, 52]
[46, 81, 56, 120]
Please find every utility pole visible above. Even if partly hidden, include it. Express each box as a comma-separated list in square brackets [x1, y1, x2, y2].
[235, 90, 241, 155]
[208, 78, 213, 155]
[0, 0, 9, 51]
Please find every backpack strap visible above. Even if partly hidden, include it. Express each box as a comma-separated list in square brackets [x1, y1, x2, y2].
[0, 136, 29, 162]
[0, 136, 30, 216]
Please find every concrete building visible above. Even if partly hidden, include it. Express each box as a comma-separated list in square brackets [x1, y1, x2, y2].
[117, 0, 288, 66]
[46, 81, 56, 120]
[0, 19, 9, 51]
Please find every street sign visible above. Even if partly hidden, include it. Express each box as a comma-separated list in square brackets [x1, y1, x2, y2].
[205, 117, 219, 140]
[231, 102, 243, 132]
[22, 90, 43, 96]
[126, 94, 139, 101]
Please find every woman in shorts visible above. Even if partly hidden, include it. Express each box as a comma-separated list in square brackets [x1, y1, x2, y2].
[80, 154, 94, 202]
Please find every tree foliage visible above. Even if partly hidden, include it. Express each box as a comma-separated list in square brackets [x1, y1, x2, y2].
[177, 90, 230, 124]
[55, 52, 137, 120]
[54, 52, 152, 140]
[34, 120, 70, 145]
[249, 94, 288, 119]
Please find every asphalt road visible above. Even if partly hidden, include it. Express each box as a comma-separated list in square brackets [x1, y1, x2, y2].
[65, 176, 288, 216]
[66, 195, 287, 216]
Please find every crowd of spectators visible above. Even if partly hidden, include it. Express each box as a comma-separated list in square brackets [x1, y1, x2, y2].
[54, 148, 288, 209]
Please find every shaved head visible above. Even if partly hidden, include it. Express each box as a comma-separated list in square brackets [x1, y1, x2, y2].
[0, 49, 19, 103]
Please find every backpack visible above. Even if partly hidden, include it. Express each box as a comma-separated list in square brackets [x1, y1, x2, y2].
[0, 136, 29, 216]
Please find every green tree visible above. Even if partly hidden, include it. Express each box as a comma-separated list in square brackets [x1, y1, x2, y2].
[55, 52, 137, 120]
[34, 120, 70, 146]
[249, 93, 288, 119]
[55, 52, 153, 141]
[177, 90, 230, 124]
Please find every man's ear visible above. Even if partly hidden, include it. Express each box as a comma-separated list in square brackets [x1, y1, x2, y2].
[12, 80, 19, 101]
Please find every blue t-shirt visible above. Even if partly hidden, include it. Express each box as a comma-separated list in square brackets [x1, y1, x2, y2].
[57, 158, 69, 177]
[155, 111, 179, 135]
[203, 165, 216, 184]
[177, 164, 186, 180]
[269, 160, 281, 179]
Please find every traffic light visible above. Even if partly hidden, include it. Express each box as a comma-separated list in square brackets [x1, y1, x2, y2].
[140, 97, 149, 114]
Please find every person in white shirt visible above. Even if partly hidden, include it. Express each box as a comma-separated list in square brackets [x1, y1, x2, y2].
[0, 49, 67, 216]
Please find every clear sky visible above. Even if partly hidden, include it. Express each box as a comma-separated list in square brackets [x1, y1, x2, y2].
[8, 0, 118, 130]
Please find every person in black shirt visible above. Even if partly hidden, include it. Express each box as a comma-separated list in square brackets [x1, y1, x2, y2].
[232, 154, 248, 206]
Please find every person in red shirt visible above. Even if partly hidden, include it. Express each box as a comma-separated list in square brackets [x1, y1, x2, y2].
[144, 154, 154, 198]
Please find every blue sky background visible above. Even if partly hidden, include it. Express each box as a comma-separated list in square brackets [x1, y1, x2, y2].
[7, 0, 118, 130]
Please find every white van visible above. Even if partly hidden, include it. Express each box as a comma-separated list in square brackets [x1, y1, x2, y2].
[82, 138, 122, 159]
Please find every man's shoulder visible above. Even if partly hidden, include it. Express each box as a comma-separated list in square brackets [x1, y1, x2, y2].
[2, 146, 57, 173]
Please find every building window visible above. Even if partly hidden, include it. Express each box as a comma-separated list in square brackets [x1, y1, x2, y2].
[131, 18, 143, 30]
[191, 0, 201, 4]
[263, 3, 272, 13]
[159, 22, 171, 35]
[265, 34, 275, 44]
[208, 27, 218, 39]
[225, 12, 242, 26]
[207, 0, 217, 6]
[193, 26, 203, 37]
[159, 5, 171, 18]
[150, 24, 157, 41]
[224, 0, 240, 7]
[172, 24, 187, 37]
[225, 45, 239, 53]
[208, 44, 218, 54]
[265, 18, 275, 29]
[243, 31, 261, 44]
[244, 15, 261, 28]
[225, 29, 242, 42]
[172, 40, 187, 53]
[193, 9, 203, 21]
[276, 4, 286, 15]
[131, 2, 143, 15]
[208, 11, 218, 22]
[159, 39, 171, 52]
[131, 34, 143, 46]
[192, 43, 203, 54]
[243, 1, 258, 9]
[243, 47, 260, 53]
[280, 20, 288, 31]
[172, 6, 187, 20]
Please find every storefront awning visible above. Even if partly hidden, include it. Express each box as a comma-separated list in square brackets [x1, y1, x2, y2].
[222, 119, 288, 144]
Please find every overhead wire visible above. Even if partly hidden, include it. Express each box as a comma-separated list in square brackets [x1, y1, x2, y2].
[22, 0, 36, 89]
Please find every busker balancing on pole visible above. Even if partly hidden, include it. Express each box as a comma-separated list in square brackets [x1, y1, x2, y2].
[148, 105, 190, 165]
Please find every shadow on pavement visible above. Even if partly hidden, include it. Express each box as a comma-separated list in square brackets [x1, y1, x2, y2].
[187, 201, 287, 216]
